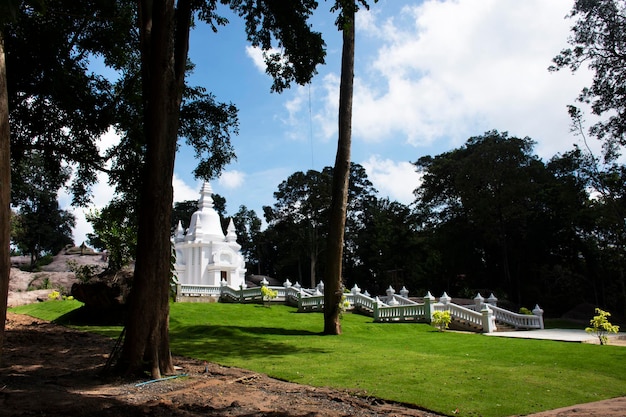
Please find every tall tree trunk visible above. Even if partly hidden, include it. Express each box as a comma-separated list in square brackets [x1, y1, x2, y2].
[0, 32, 11, 364]
[119, 0, 191, 378]
[324, 3, 355, 335]
[309, 225, 318, 288]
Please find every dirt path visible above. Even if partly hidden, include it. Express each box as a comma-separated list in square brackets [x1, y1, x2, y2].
[1, 313, 625, 417]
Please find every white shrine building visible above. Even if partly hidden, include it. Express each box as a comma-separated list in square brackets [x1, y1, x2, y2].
[173, 182, 246, 288]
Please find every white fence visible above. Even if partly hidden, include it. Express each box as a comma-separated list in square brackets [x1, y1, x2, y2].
[175, 282, 543, 334]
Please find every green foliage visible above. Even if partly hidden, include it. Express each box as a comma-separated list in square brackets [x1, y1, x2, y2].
[66, 260, 101, 283]
[519, 307, 533, 315]
[12, 302, 626, 417]
[348, 197, 424, 295]
[47, 290, 61, 300]
[413, 131, 598, 312]
[550, 0, 626, 163]
[262, 163, 377, 284]
[11, 191, 75, 268]
[86, 202, 136, 272]
[6, 0, 135, 206]
[260, 286, 277, 307]
[231, 205, 262, 273]
[171, 200, 198, 231]
[170, 242, 178, 301]
[431, 310, 451, 331]
[585, 308, 620, 345]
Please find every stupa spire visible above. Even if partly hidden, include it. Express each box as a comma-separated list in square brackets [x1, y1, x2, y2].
[198, 181, 214, 210]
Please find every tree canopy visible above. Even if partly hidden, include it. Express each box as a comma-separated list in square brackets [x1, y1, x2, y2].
[550, 0, 626, 162]
[262, 164, 376, 287]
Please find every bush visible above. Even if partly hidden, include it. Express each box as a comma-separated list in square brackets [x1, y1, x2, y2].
[432, 310, 451, 331]
[585, 308, 620, 345]
[519, 307, 533, 315]
[261, 286, 277, 307]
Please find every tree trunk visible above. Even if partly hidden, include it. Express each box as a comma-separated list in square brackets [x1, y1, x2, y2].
[0, 32, 11, 364]
[119, 0, 191, 378]
[324, 4, 355, 336]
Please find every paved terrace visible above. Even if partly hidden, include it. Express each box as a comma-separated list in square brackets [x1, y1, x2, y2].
[485, 328, 626, 345]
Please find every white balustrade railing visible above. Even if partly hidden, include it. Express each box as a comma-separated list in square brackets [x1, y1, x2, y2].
[434, 302, 483, 328]
[352, 293, 377, 312]
[175, 284, 543, 334]
[177, 284, 221, 297]
[490, 305, 544, 329]
[298, 294, 324, 311]
[374, 303, 426, 322]
[380, 294, 418, 306]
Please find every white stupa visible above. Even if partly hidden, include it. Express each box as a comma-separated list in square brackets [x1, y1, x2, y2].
[173, 182, 246, 288]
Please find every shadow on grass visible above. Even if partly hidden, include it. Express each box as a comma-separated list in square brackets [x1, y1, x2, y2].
[169, 324, 327, 361]
[53, 305, 126, 326]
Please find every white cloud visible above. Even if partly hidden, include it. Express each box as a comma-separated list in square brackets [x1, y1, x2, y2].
[245, 45, 266, 73]
[315, 0, 593, 159]
[98, 127, 121, 158]
[361, 156, 422, 205]
[218, 170, 245, 189]
[245, 45, 287, 75]
[173, 174, 201, 202]
[61, 172, 115, 246]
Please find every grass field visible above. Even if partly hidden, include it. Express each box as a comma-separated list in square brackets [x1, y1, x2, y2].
[10, 300, 626, 417]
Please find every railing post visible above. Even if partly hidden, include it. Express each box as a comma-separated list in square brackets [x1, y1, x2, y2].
[400, 286, 409, 298]
[474, 293, 484, 309]
[481, 305, 495, 333]
[176, 284, 182, 300]
[532, 304, 544, 329]
[487, 293, 498, 307]
[297, 291, 303, 312]
[424, 291, 435, 323]
[440, 292, 451, 305]
[239, 284, 244, 303]
[386, 285, 395, 298]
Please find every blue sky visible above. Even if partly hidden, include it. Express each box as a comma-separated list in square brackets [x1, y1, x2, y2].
[64, 0, 596, 245]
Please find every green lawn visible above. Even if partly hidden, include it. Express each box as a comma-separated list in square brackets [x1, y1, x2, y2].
[10, 301, 626, 417]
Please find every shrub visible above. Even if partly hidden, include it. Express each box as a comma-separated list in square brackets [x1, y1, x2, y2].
[432, 310, 451, 331]
[519, 307, 533, 315]
[585, 308, 620, 345]
[261, 286, 277, 307]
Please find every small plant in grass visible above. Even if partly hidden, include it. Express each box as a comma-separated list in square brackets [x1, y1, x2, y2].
[585, 308, 620, 345]
[339, 294, 350, 318]
[432, 310, 451, 331]
[261, 285, 277, 307]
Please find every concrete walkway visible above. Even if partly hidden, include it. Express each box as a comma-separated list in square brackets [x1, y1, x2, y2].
[484, 328, 626, 344]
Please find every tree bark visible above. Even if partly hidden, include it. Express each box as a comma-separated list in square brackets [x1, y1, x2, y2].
[0, 32, 11, 364]
[119, 0, 191, 378]
[324, 4, 355, 335]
